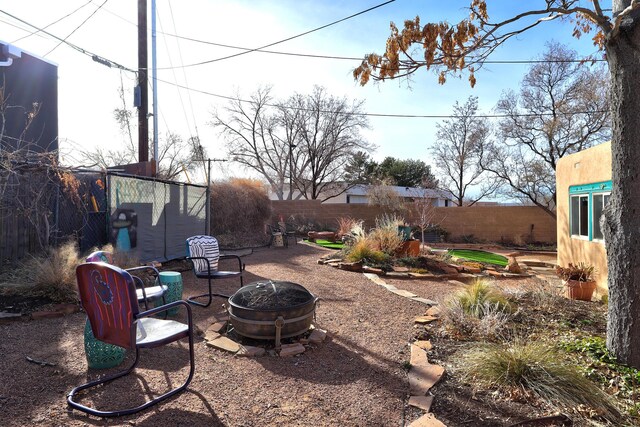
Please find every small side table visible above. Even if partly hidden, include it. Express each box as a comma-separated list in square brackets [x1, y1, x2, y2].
[84, 318, 126, 369]
[159, 271, 184, 316]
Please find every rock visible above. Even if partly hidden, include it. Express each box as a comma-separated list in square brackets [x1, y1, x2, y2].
[206, 336, 240, 353]
[204, 331, 221, 342]
[411, 297, 439, 306]
[0, 312, 23, 324]
[236, 345, 266, 357]
[507, 257, 523, 274]
[31, 311, 64, 320]
[362, 266, 385, 275]
[446, 280, 467, 287]
[51, 303, 79, 315]
[308, 329, 327, 344]
[386, 272, 411, 279]
[391, 289, 418, 298]
[408, 395, 434, 412]
[207, 321, 227, 334]
[413, 340, 433, 351]
[392, 266, 410, 272]
[408, 413, 446, 427]
[408, 272, 437, 279]
[414, 316, 438, 324]
[339, 262, 363, 272]
[425, 307, 441, 317]
[363, 273, 387, 286]
[408, 345, 445, 395]
[279, 343, 305, 357]
[486, 270, 504, 278]
[462, 266, 482, 274]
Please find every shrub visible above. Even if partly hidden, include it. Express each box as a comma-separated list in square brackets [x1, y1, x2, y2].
[345, 239, 389, 264]
[451, 279, 512, 318]
[459, 341, 621, 424]
[28, 241, 81, 303]
[336, 217, 361, 237]
[368, 214, 404, 255]
[441, 298, 511, 340]
[210, 179, 272, 243]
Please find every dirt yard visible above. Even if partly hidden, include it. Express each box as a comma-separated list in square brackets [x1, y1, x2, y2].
[1, 242, 613, 426]
[0, 243, 441, 426]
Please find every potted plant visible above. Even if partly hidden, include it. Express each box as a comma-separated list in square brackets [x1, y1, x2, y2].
[555, 262, 597, 301]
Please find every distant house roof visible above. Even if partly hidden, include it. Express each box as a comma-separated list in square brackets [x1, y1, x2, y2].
[347, 185, 450, 200]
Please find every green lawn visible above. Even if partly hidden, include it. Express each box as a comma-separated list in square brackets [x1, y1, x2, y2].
[448, 249, 508, 267]
[306, 239, 344, 250]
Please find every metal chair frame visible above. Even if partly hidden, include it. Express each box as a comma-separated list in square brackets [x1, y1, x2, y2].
[68, 264, 195, 418]
[86, 251, 166, 310]
[185, 236, 244, 308]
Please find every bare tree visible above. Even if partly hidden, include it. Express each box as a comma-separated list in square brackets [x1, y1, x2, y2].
[211, 87, 292, 199]
[431, 96, 497, 206]
[213, 86, 373, 201]
[289, 86, 372, 201]
[353, 0, 640, 369]
[479, 43, 610, 217]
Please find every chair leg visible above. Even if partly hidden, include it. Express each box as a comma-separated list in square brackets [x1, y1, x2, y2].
[186, 277, 229, 307]
[68, 331, 195, 418]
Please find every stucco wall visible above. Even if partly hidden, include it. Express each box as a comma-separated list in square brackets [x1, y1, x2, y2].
[556, 141, 611, 290]
[271, 201, 557, 244]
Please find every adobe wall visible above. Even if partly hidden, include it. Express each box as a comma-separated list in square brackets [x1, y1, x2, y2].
[271, 200, 557, 244]
[556, 141, 611, 291]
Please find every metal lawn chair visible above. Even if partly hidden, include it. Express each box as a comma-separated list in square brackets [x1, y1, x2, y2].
[185, 235, 244, 307]
[68, 262, 195, 417]
[277, 221, 297, 247]
[86, 251, 167, 311]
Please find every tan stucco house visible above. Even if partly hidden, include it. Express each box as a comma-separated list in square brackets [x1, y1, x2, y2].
[556, 141, 611, 291]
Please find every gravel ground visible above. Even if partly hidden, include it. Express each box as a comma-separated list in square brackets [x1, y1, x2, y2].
[0, 242, 451, 427]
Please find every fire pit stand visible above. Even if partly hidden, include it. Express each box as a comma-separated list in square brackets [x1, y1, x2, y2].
[226, 280, 318, 349]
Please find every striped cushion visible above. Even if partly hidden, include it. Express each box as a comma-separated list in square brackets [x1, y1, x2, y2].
[186, 235, 219, 274]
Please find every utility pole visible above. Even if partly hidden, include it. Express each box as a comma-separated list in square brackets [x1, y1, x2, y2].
[137, 0, 149, 162]
[288, 143, 296, 200]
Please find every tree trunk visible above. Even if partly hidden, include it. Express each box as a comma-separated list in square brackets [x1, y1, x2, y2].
[604, 11, 640, 369]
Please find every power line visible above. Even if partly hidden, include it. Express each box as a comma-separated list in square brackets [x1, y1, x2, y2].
[154, 76, 609, 120]
[0, 9, 135, 72]
[11, 0, 94, 44]
[154, 0, 396, 70]
[156, 33, 607, 65]
[44, 0, 111, 57]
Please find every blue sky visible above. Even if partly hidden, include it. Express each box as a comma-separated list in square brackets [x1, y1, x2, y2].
[0, 0, 610, 184]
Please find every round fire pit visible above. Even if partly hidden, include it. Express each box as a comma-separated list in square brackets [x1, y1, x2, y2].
[227, 280, 317, 347]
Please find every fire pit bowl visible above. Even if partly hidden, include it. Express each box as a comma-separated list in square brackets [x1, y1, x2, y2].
[227, 280, 317, 346]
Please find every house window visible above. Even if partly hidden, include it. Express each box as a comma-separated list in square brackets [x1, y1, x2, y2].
[569, 181, 612, 243]
[570, 195, 589, 238]
[592, 192, 610, 241]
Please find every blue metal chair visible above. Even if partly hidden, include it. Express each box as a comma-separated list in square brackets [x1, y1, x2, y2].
[68, 262, 195, 417]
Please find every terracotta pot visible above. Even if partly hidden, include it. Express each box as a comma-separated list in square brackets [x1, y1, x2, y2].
[563, 279, 596, 301]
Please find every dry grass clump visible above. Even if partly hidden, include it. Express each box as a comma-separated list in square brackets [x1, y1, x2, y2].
[441, 279, 514, 339]
[336, 217, 362, 237]
[458, 341, 622, 424]
[26, 241, 81, 302]
[345, 239, 389, 264]
[368, 214, 404, 255]
[454, 279, 512, 317]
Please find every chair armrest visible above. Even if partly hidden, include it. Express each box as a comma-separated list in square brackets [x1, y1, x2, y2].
[219, 254, 244, 272]
[126, 265, 160, 278]
[131, 275, 148, 301]
[137, 300, 193, 327]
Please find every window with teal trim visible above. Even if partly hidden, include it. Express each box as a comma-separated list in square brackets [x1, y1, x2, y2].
[569, 181, 612, 243]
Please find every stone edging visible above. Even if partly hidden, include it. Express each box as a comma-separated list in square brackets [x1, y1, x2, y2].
[362, 273, 448, 426]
